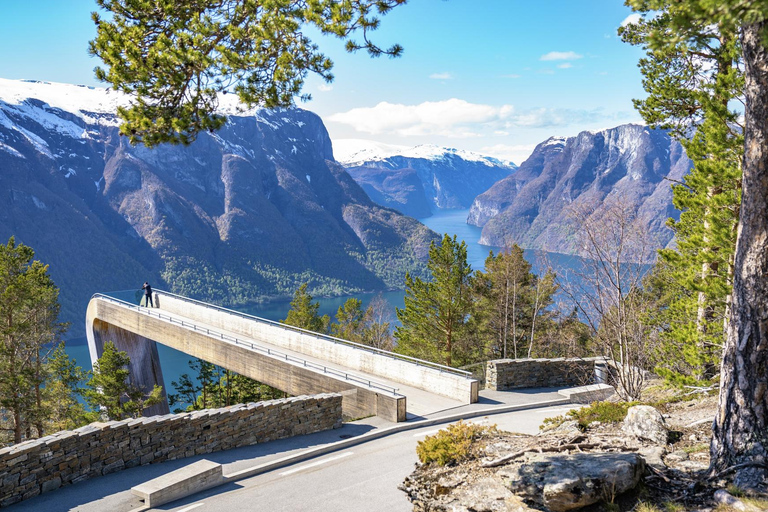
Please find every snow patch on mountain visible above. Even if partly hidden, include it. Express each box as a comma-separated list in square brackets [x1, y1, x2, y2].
[333, 138, 516, 168]
[0, 78, 283, 132]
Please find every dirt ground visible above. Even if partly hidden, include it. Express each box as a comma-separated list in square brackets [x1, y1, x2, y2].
[400, 384, 768, 512]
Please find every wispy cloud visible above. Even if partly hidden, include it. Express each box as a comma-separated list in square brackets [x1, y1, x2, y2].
[557, 63, 573, 69]
[501, 74, 521, 79]
[328, 99, 636, 138]
[317, 83, 333, 92]
[620, 13, 642, 27]
[429, 72, 453, 80]
[540, 51, 583, 61]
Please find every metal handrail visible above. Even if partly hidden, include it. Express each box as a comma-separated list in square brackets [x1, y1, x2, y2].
[92, 293, 402, 397]
[146, 288, 474, 378]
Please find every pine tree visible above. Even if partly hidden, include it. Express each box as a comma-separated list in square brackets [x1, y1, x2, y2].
[395, 234, 475, 367]
[0, 237, 67, 443]
[43, 345, 90, 432]
[282, 283, 329, 333]
[84, 341, 163, 420]
[621, 0, 743, 384]
[623, 0, 768, 489]
[89, 0, 406, 146]
[331, 298, 365, 341]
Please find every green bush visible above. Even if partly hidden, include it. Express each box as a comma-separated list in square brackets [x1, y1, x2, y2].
[542, 401, 639, 431]
[416, 421, 496, 466]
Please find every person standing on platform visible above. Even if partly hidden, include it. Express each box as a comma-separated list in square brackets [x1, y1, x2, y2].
[142, 282, 153, 307]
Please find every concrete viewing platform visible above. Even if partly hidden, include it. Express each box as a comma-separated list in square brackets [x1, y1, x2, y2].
[85, 290, 480, 422]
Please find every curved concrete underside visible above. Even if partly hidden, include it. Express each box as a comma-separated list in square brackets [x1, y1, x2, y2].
[85, 292, 479, 422]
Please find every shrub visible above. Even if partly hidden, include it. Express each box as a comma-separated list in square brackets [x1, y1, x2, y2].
[416, 421, 496, 466]
[541, 401, 639, 431]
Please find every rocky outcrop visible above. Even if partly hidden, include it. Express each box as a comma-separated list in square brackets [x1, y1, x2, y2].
[502, 452, 645, 512]
[469, 125, 691, 259]
[622, 405, 669, 445]
[0, 80, 437, 335]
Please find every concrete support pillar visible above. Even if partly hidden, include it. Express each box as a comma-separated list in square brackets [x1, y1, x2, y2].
[87, 318, 170, 416]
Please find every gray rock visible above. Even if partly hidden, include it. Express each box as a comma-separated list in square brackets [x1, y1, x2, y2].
[714, 489, 747, 511]
[452, 476, 537, 512]
[501, 452, 645, 512]
[638, 446, 666, 470]
[622, 405, 669, 445]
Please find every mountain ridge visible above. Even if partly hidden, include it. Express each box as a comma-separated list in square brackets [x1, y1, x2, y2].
[335, 139, 517, 218]
[468, 124, 691, 258]
[0, 79, 437, 337]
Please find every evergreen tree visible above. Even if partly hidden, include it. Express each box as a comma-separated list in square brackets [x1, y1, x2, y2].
[282, 283, 329, 333]
[0, 237, 67, 443]
[623, 0, 768, 488]
[170, 358, 285, 412]
[43, 345, 91, 432]
[395, 234, 475, 367]
[472, 245, 556, 360]
[89, 0, 406, 146]
[620, 0, 743, 384]
[331, 298, 365, 341]
[84, 341, 163, 420]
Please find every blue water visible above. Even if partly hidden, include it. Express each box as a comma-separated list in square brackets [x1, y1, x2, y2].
[64, 208, 583, 396]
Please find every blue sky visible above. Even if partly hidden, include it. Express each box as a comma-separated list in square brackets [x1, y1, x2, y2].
[0, 0, 647, 163]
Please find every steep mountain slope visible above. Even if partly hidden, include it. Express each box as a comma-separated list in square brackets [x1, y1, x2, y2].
[468, 125, 691, 257]
[0, 80, 437, 336]
[335, 139, 517, 217]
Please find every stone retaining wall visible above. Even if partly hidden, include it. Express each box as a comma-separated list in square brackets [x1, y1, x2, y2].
[485, 357, 605, 390]
[0, 394, 342, 508]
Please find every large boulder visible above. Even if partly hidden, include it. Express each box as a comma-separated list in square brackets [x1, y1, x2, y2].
[622, 405, 669, 445]
[500, 452, 645, 512]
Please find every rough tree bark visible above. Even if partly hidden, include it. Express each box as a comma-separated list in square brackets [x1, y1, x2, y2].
[710, 20, 768, 490]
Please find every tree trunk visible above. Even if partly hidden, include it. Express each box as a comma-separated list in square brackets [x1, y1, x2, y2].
[710, 20, 768, 490]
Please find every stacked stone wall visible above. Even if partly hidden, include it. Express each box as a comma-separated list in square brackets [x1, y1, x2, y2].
[485, 358, 604, 390]
[0, 393, 342, 508]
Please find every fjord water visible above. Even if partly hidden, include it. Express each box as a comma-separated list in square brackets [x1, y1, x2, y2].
[64, 209, 581, 398]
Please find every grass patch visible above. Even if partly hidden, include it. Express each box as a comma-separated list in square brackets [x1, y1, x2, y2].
[682, 443, 709, 454]
[662, 501, 686, 512]
[634, 503, 661, 512]
[541, 401, 639, 431]
[416, 421, 497, 466]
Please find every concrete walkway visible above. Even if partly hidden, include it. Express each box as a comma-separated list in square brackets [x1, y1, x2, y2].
[6, 388, 569, 512]
[131, 302, 468, 418]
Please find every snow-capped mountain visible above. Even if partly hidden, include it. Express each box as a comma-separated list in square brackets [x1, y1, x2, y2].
[0, 79, 437, 335]
[468, 124, 691, 259]
[334, 139, 517, 218]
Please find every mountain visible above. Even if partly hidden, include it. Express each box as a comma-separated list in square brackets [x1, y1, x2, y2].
[468, 124, 691, 258]
[334, 139, 517, 218]
[0, 79, 437, 337]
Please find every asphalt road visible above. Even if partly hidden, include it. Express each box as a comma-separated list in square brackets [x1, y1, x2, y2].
[155, 404, 578, 512]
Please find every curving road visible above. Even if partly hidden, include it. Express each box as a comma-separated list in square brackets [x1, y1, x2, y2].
[155, 404, 578, 512]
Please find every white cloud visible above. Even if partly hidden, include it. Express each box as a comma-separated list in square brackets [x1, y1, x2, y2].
[557, 63, 573, 69]
[328, 99, 635, 137]
[429, 72, 453, 80]
[620, 13, 642, 27]
[480, 143, 538, 165]
[317, 83, 333, 92]
[328, 98, 514, 138]
[501, 74, 521, 79]
[540, 51, 583, 61]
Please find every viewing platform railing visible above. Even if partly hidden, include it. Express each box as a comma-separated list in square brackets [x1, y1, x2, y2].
[92, 292, 402, 397]
[104, 289, 474, 380]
